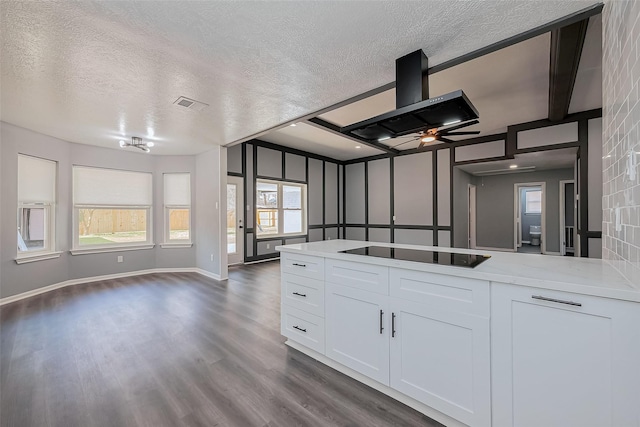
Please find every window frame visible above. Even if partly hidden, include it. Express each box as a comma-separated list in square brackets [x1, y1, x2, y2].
[256, 179, 307, 239]
[162, 173, 192, 247]
[71, 165, 154, 254]
[524, 189, 542, 214]
[16, 154, 60, 263]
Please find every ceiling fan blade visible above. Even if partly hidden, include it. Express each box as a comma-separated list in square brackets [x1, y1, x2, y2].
[441, 119, 479, 132]
[438, 137, 455, 143]
[391, 136, 420, 149]
[441, 131, 481, 136]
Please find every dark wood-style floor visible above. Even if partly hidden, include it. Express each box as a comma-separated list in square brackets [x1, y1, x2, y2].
[0, 261, 442, 427]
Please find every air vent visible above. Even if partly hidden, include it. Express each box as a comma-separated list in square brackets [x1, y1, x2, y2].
[474, 166, 536, 176]
[173, 96, 209, 112]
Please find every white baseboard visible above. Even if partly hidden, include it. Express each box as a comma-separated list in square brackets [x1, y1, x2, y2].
[0, 267, 223, 306]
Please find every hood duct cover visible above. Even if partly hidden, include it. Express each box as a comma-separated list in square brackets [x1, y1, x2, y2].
[341, 50, 479, 142]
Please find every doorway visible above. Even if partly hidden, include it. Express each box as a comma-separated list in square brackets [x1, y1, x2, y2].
[514, 182, 546, 254]
[227, 176, 244, 265]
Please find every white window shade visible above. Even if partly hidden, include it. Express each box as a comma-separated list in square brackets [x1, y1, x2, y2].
[164, 173, 191, 205]
[73, 166, 152, 206]
[18, 155, 56, 203]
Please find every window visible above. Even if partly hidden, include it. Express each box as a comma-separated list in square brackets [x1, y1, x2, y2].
[17, 155, 57, 259]
[73, 166, 153, 252]
[163, 173, 191, 244]
[525, 189, 542, 214]
[256, 179, 306, 237]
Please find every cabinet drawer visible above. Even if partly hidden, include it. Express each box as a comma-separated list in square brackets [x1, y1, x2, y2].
[390, 268, 489, 317]
[281, 273, 324, 317]
[325, 259, 389, 295]
[281, 305, 325, 354]
[281, 253, 324, 280]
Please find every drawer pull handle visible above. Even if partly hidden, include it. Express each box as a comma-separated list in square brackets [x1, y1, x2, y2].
[293, 325, 307, 333]
[532, 295, 582, 307]
[391, 312, 396, 338]
[292, 263, 307, 267]
[293, 292, 307, 298]
[379, 309, 384, 334]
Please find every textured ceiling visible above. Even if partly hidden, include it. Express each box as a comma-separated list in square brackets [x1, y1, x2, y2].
[0, 1, 598, 155]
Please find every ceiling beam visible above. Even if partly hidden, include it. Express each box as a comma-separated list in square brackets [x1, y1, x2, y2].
[306, 117, 399, 155]
[548, 18, 590, 121]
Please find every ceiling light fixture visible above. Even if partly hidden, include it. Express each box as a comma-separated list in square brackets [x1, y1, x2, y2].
[421, 136, 436, 143]
[443, 119, 462, 126]
[119, 136, 152, 153]
[355, 145, 362, 149]
[509, 164, 518, 169]
[290, 123, 297, 127]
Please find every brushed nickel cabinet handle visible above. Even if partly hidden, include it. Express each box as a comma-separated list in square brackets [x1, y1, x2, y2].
[532, 295, 582, 307]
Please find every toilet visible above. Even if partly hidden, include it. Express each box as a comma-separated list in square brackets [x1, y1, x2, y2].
[529, 225, 542, 246]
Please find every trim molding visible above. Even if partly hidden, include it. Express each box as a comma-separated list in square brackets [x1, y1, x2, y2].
[15, 251, 63, 264]
[0, 267, 223, 306]
[474, 246, 516, 253]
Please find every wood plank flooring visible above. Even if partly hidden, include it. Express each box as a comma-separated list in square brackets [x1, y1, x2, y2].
[0, 261, 443, 427]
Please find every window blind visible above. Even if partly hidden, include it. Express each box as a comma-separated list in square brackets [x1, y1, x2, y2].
[164, 173, 191, 206]
[73, 166, 152, 206]
[18, 155, 56, 203]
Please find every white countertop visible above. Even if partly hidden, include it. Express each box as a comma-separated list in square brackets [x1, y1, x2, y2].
[276, 240, 640, 303]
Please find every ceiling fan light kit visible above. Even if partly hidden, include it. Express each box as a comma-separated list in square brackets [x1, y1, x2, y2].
[119, 136, 152, 153]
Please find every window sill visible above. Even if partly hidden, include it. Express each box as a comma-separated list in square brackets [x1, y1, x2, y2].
[70, 244, 155, 256]
[15, 251, 63, 264]
[256, 233, 307, 240]
[160, 243, 193, 249]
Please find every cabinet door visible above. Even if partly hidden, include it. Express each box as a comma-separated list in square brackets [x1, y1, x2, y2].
[325, 283, 390, 385]
[389, 298, 491, 427]
[491, 283, 640, 427]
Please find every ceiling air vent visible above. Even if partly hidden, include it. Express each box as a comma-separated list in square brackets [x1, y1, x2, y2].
[173, 96, 209, 112]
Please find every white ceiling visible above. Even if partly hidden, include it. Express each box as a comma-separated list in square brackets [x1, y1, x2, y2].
[457, 147, 578, 175]
[1, 1, 599, 155]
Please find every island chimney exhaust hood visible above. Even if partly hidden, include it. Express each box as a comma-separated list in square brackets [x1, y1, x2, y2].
[341, 50, 479, 142]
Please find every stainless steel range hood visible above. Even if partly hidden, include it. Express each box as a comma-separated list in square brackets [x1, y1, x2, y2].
[341, 50, 479, 142]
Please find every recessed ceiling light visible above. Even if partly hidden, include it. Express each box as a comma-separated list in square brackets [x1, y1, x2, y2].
[510, 164, 518, 169]
[421, 136, 436, 143]
[355, 145, 361, 149]
[378, 136, 391, 141]
[119, 140, 126, 148]
[290, 123, 297, 127]
[443, 119, 462, 126]
[147, 142, 155, 147]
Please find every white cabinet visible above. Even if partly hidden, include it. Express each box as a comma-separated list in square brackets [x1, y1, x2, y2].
[491, 282, 640, 427]
[390, 297, 491, 427]
[325, 282, 390, 385]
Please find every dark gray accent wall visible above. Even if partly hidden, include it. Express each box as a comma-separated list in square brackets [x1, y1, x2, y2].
[565, 183, 575, 227]
[394, 152, 433, 225]
[229, 140, 341, 262]
[367, 159, 391, 225]
[452, 168, 475, 248]
[227, 144, 242, 174]
[474, 168, 573, 252]
[257, 147, 282, 178]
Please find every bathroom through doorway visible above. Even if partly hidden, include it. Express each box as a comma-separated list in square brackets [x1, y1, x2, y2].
[514, 182, 546, 254]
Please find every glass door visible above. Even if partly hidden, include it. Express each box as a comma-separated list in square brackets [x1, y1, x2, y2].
[227, 176, 244, 265]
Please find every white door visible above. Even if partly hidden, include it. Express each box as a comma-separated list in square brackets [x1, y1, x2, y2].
[389, 298, 491, 427]
[325, 283, 390, 385]
[227, 176, 244, 265]
[468, 184, 477, 249]
[491, 283, 640, 427]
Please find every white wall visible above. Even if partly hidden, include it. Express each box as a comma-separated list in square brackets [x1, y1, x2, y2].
[602, 2, 640, 284]
[0, 122, 223, 299]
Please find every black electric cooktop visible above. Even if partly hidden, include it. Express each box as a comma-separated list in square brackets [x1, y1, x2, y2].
[339, 246, 490, 268]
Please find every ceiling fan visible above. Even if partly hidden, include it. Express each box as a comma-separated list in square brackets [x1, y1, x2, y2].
[391, 119, 480, 149]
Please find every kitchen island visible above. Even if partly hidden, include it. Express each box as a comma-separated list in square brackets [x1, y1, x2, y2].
[276, 240, 640, 427]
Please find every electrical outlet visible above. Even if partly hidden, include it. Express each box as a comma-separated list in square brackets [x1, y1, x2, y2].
[210, 254, 214, 262]
[117, 255, 123, 263]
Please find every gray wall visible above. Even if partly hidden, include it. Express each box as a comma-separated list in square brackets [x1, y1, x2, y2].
[474, 168, 573, 252]
[520, 187, 542, 243]
[452, 168, 475, 248]
[227, 142, 341, 261]
[1, 122, 207, 299]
